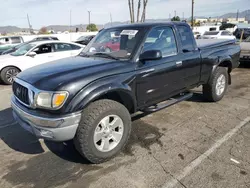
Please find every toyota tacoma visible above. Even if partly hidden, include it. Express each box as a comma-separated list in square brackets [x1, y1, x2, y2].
[11, 22, 240, 163]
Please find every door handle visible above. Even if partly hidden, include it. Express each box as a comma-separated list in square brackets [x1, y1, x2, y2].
[176, 61, 182, 67]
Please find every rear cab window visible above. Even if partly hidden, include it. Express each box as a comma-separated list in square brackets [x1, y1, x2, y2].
[177, 25, 196, 51]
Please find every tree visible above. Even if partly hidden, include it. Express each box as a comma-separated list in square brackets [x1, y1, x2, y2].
[39, 27, 48, 34]
[86, 24, 98, 32]
[171, 16, 181, 21]
[128, 0, 149, 23]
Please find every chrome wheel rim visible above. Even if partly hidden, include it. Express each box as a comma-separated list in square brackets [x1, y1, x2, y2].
[215, 74, 226, 96]
[94, 115, 124, 152]
[6, 69, 19, 83]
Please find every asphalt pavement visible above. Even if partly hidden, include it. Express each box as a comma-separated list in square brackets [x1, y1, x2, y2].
[0, 66, 250, 188]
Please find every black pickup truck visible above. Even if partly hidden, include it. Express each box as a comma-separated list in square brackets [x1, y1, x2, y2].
[11, 22, 240, 163]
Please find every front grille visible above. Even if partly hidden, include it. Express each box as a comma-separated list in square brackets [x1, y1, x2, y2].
[13, 81, 30, 105]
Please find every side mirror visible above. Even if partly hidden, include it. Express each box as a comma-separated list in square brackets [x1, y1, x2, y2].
[27, 51, 37, 57]
[139, 50, 162, 61]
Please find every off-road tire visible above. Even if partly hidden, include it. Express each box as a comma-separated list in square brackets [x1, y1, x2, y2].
[1, 67, 20, 85]
[74, 99, 131, 164]
[203, 67, 228, 102]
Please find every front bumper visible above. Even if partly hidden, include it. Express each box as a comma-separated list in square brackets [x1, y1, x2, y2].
[11, 96, 82, 141]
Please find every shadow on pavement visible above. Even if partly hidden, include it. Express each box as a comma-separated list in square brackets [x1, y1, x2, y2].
[0, 108, 44, 154]
[44, 140, 91, 164]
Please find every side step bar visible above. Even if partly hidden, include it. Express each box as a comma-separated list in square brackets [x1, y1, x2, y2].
[142, 92, 193, 113]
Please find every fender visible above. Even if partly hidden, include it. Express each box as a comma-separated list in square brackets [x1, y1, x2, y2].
[65, 73, 137, 113]
[209, 55, 233, 85]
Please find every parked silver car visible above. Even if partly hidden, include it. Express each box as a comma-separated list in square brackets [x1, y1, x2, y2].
[240, 36, 250, 62]
[0, 36, 24, 54]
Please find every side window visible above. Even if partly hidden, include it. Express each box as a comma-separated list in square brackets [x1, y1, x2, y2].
[11, 37, 22, 44]
[221, 31, 230, 36]
[54, 43, 73, 52]
[33, 44, 53, 54]
[177, 25, 195, 51]
[70, 44, 81, 50]
[143, 27, 178, 57]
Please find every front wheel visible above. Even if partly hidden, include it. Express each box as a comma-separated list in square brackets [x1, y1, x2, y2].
[203, 67, 228, 102]
[74, 99, 131, 164]
[0, 67, 20, 85]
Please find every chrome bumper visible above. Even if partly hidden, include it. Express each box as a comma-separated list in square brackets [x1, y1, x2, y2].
[11, 96, 82, 141]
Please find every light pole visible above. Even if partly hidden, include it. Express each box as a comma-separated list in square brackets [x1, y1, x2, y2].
[191, 0, 194, 29]
[88, 11, 91, 25]
[110, 13, 113, 26]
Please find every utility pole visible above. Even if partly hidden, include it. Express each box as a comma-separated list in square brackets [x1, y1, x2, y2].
[88, 11, 91, 25]
[191, 0, 194, 29]
[183, 12, 184, 20]
[69, 10, 72, 32]
[169, 13, 171, 20]
[69, 9, 72, 41]
[110, 13, 113, 26]
[27, 14, 33, 34]
[236, 9, 239, 21]
[174, 10, 176, 17]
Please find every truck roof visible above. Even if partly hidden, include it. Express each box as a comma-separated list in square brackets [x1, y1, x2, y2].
[107, 22, 190, 29]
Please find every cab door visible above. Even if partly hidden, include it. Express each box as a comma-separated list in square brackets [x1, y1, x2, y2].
[175, 25, 201, 88]
[136, 26, 184, 107]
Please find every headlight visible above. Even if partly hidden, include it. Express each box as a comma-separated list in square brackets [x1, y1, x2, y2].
[36, 91, 68, 109]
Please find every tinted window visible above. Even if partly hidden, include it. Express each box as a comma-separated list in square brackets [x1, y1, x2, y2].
[70, 44, 81, 50]
[33, 44, 53, 54]
[177, 25, 195, 51]
[143, 27, 177, 57]
[204, 31, 220, 35]
[11, 37, 22, 44]
[54, 43, 73, 52]
[221, 31, 231, 36]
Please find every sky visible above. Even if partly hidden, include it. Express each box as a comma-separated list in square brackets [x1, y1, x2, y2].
[0, 0, 249, 28]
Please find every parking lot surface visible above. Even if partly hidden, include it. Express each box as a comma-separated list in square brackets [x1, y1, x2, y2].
[0, 67, 250, 188]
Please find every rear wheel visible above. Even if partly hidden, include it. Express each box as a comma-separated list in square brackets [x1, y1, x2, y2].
[74, 99, 131, 164]
[203, 67, 228, 102]
[1, 67, 20, 85]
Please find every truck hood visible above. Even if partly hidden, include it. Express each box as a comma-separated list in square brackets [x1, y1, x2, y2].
[17, 56, 135, 92]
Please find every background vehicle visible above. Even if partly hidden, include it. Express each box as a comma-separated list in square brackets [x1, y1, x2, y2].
[193, 31, 201, 39]
[239, 36, 250, 63]
[234, 28, 250, 40]
[201, 30, 236, 40]
[74, 35, 95, 45]
[1, 36, 59, 55]
[0, 36, 24, 54]
[0, 41, 84, 84]
[12, 22, 240, 164]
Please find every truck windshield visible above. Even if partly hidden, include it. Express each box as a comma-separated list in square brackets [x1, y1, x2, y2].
[204, 31, 219, 36]
[82, 28, 143, 59]
[11, 43, 36, 56]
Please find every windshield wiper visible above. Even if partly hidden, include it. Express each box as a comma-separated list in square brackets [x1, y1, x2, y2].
[92, 53, 119, 60]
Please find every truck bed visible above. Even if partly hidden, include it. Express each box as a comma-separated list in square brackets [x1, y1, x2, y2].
[196, 39, 236, 50]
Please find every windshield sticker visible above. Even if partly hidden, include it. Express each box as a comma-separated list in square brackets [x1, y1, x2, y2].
[120, 30, 138, 36]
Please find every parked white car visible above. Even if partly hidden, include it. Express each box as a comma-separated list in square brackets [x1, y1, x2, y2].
[201, 30, 236, 40]
[0, 41, 84, 84]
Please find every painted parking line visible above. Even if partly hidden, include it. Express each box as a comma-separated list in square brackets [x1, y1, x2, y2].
[162, 117, 250, 188]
